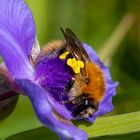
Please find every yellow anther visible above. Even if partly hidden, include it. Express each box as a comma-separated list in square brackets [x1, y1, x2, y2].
[67, 58, 84, 74]
[59, 52, 70, 60]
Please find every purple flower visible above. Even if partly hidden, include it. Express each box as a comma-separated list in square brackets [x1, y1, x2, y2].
[0, 0, 118, 140]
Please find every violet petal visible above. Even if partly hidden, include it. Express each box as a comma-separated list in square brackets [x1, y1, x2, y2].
[16, 79, 88, 140]
[0, 0, 36, 78]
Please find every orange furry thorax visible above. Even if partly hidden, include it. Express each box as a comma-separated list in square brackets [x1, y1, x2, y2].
[82, 62, 105, 102]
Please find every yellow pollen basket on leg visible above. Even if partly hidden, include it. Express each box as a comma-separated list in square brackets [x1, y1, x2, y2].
[67, 58, 84, 74]
[59, 51, 70, 59]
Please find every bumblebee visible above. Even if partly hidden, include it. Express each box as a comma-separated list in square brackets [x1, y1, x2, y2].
[42, 28, 105, 120]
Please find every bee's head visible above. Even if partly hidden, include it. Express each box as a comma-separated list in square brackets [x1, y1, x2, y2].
[72, 97, 98, 120]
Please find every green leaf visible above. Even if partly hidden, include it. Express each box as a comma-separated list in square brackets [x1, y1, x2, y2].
[77, 111, 140, 138]
[92, 131, 140, 140]
[5, 127, 58, 140]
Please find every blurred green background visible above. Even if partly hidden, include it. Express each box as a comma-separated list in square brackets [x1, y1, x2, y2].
[1, 0, 140, 139]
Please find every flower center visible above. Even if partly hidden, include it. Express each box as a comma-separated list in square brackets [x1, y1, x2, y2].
[35, 55, 74, 101]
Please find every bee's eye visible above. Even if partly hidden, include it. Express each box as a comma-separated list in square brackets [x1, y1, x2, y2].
[85, 100, 89, 106]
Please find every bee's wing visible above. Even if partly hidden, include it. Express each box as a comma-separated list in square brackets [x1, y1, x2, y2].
[60, 28, 90, 63]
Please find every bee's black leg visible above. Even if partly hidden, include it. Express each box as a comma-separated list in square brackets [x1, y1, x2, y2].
[64, 79, 75, 93]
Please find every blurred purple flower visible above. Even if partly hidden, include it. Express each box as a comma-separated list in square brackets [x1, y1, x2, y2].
[0, 0, 118, 140]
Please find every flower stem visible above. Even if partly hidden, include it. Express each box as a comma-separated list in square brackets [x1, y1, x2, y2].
[99, 12, 135, 66]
